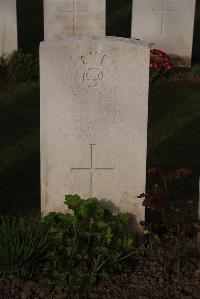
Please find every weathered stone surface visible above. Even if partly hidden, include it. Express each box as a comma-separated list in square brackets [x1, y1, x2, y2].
[0, 0, 17, 55]
[44, 0, 106, 40]
[131, 0, 196, 67]
[40, 36, 150, 221]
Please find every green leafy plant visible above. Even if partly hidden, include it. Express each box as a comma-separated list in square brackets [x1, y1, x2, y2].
[40, 195, 136, 294]
[0, 217, 51, 279]
[191, 64, 200, 77]
[0, 56, 7, 82]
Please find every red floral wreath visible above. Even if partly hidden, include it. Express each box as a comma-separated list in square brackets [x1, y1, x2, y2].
[150, 49, 172, 72]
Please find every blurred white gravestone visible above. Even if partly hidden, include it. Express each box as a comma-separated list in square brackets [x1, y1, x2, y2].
[44, 0, 106, 40]
[131, 0, 196, 66]
[0, 0, 18, 56]
[40, 36, 150, 221]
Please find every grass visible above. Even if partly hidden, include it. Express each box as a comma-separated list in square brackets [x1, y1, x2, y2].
[148, 80, 200, 172]
[147, 80, 200, 212]
[0, 83, 40, 216]
[0, 79, 199, 216]
[0, 216, 51, 279]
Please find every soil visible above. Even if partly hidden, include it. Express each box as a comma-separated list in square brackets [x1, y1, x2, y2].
[0, 238, 200, 299]
[163, 71, 200, 83]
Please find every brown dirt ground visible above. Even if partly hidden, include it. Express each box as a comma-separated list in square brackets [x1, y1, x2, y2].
[0, 238, 200, 299]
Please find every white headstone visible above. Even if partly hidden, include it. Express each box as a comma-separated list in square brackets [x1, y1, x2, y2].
[40, 36, 150, 221]
[44, 0, 106, 40]
[131, 0, 196, 67]
[0, 0, 18, 56]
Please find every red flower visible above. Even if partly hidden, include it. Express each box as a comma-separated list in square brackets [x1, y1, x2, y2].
[147, 167, 165, 177]
[174, 168, 192, 180]
[150, 49, 172, 73]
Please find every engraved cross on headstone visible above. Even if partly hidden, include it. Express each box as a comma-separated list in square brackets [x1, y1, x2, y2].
[71, 144, 114, 197]
[153, 0, 176, 35]
[63, 0, 76, 35]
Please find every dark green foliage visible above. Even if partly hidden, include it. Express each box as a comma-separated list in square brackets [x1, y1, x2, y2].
[191, 64, 200, 77]
[0, 50, 39, 83]
[0, 217, 51, 279]
[0, 57, 7, 82]
[41, 195, 136, 293]
[7, 50, 39, 82]
[149, 68, 170, 83]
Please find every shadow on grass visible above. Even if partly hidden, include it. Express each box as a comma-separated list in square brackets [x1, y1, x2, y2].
[0, 83, 39, 149]
[0, 79, 200, 216]
[0, 151, 40, 216]
[0, 83, 40, 216]
[147, 80, 200, 218]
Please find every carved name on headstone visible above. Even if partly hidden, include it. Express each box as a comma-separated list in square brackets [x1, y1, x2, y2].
[40, 36, 150, 221]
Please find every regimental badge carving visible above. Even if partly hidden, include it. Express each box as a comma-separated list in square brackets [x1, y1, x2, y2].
[69, 48, 119, 99]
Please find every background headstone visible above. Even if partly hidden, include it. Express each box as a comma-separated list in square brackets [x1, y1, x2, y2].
[131, 0, 196, 67]
[44, 0, 106, 40]
[0, 0, 18, 55]
[40, 36, 150, 221]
